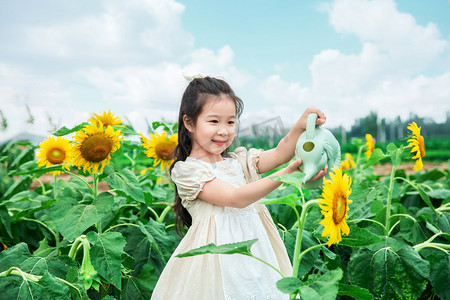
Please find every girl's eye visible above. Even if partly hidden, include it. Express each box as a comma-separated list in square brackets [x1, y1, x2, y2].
[209, 120, 218, 123]
[228, 121, 235, 125]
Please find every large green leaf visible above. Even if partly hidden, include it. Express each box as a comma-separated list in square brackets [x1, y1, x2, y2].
[301, 269, 343, 300]
[348, 242, 430, 300]
[279, 269, 343, 300]
[0, 243, 31, 272]
[262, 194, 300, 210]
[423, 250, 450, 300]
[138, 219, 177, 264]
[105, 168, 145, 203]
[339, 226, 383, 247]
[386, 143, 403, 167]
[121, 264, 158, 300]
[86, 231, 126, 289]
[0, 205, 11, 237]
[1, 175, 32, 199]
[364, 148, 388, 168]
[269, 172, 306, 193]
[0, 270, 71, 300]
[276, 276, 302, 294]
[176, 239, 258, 258]
[50, 193, 114, 241]
[338, 284, 373, 300]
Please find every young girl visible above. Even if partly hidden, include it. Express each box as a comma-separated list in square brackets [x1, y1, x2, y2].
[151, 76, 327, 300]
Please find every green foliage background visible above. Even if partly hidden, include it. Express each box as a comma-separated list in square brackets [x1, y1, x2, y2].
[0, 121, 449, 300]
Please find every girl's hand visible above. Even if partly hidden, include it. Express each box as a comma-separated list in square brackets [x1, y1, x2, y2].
[283, 159, 328, 181]
[295, 106, 326, 132]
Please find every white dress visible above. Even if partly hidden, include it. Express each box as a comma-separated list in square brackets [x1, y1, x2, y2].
[151, 147, 292, 300]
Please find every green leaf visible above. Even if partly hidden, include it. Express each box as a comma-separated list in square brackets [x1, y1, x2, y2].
[0, 243, 31, 272]
[51, 193, 114, 241]
[8, 164, 64, 176]
[300, 269, 343, 300]
[386, 143, 403, 167]
[0, 206, 11, 238]
[339, 226, 383, 247]
[269, 172, 305, 192]
[151, 121, 172, 132]
[262, 194, 300, 210]
[176, 239, 258, 258]
[1, 175, 32, 199]
[338, 284, 373, 300]
[86, 231, 126, 289]
[364, 148, 388, 168]
[348, 243, 430, 300]
[424, 251, 450, 300]
[121, 264, 158, 299]
[105, 168, 145, 203]
[276, 276, 301, 294]
[0, 269, 71, 300]
[138, 220, 177, 264]
[53, 123, 89, 136]
[416, 184, 436, 213]
[427, 189, 450, 200]
[119, 125, 139, 136]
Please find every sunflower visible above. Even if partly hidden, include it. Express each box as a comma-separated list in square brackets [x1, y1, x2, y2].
[318, 167, 353, 247]
[36, 136, 73, 175]
[73, 122, 123, 173]
[140, 131, 178, 171]
[365, 134, 375, 159]
[88, 109, 124, 127]
[407, 122, 425, 171]
[341, 153, 356, 170]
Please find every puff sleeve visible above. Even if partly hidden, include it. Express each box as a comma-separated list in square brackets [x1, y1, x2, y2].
[232, 147, 264, 183]
[171, 160, 215, 208]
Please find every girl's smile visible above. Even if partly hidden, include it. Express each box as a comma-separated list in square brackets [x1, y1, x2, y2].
[184, 94, 236, 162]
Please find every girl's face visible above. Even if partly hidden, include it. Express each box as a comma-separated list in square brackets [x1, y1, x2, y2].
[185, 95, 236, 162]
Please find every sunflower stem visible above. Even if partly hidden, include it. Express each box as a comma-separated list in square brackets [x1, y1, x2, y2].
[103, 223, 140, 233]
[384, 164, 397, 236]
[34, 178, 46, 195]
[157, 205, 172, 223]
[93, 173, 102, 234]
[292, 200, 320, 279]
[298, 242, 328, 263]
[353, 144, 364, 181]
[53, 174, 58, 200]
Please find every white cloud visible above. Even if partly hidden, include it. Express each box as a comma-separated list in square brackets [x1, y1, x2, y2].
[253, 0, 450, 130]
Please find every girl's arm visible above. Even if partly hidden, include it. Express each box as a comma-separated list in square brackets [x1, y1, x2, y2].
[257, 106, 326, 174]
[197, 159, 326, 208]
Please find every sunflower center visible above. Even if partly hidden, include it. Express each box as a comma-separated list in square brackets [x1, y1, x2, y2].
[418, 136, 425, 157]
[332, 192, 347, 225]
[47, 148, 65, 164]
[155, 141, 175, 160]
[80, 134, 113, 162]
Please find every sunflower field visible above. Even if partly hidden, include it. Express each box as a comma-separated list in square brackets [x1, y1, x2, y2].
[0, 111, 449, 300]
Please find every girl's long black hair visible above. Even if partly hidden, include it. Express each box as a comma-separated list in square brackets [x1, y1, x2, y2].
[171, 76, 243, 235]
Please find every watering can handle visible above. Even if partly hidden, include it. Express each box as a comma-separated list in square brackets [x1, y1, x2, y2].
[305, 113, 318, 139]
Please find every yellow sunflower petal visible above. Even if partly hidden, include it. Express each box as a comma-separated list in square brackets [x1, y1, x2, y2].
[72, 122, 123, 174]
[317, 167, 352, 247]
[36, 136, 73, 175]
[140, 130, 178, 171]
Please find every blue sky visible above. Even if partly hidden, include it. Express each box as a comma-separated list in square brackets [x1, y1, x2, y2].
[1, 0, 449, 142]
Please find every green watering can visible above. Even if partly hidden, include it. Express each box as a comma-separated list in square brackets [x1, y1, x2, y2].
[295, 113, 341, 189]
